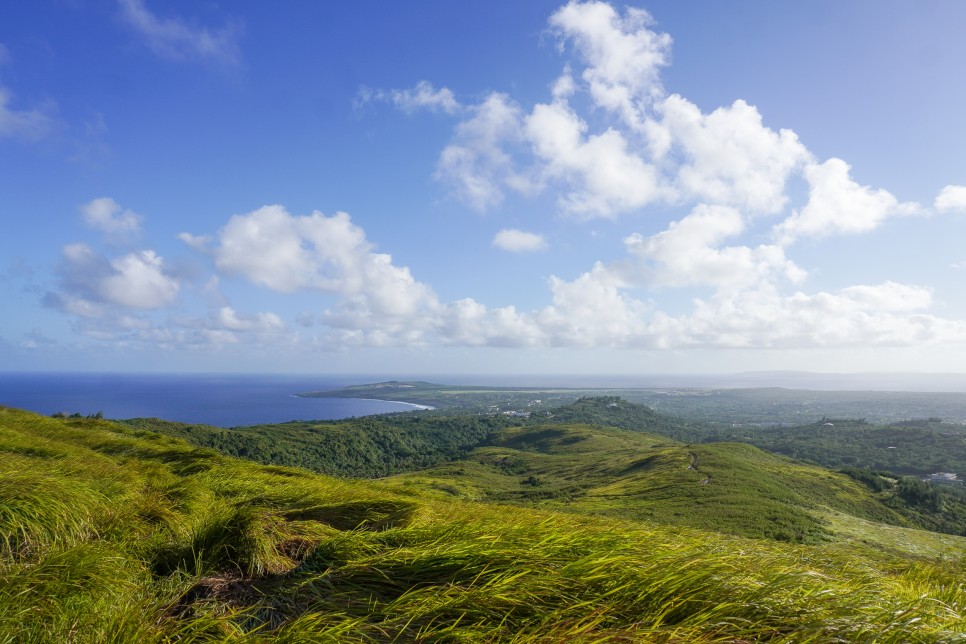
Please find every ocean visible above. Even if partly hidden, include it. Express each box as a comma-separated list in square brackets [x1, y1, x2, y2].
[0, 372, 430, 427]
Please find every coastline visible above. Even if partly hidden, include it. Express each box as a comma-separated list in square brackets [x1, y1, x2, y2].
[373, 398, 436, 411]
[294, 394, 435, 412]
[0, 373, 433, 427]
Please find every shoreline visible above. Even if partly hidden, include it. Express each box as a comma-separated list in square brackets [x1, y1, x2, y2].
[293, 394, 435, 412]
[366, 397, 436, 412]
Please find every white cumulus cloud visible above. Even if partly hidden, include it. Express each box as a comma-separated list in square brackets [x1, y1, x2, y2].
[526, 100, 662, 216]
[625, 205, 806, 291]
[413, 0, 811, 220]
[435, 92, 530, 211]
[46, 243, 180, 317]
[437, 299, 544, 348]
[188, 205, 441, 344]
[538, 265, 653, 347]
[652, 96, 810, 214]
[101, 250, 180, 309]
[774, 158, 921, 245]
[678, 284, 956, 349]
[549, 0, 671, 127]
[214, 306, 284, 332]
[357, 81, 460, 115]
[935, 185, 966, 214]
[80, 197, 142, 235]
[492, 228, 548, 253]
[175, 199, 966, 353]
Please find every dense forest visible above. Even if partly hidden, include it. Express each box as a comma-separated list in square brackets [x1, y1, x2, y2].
[693, 418, 966, 476]
[122, 413, 516, 477]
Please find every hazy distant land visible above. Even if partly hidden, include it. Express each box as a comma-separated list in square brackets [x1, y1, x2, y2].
[300, 377, 966, 425]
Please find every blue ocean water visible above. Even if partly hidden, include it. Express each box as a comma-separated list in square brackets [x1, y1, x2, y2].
[0, 373, 430, 428]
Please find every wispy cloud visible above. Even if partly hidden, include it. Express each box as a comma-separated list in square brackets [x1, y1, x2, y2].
[0, 44, 56, 141]
[0, 87, 55, 140]
[357, 81, 461, 115]
[117, 0, 242, 66]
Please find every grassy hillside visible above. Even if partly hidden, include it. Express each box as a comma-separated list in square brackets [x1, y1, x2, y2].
[125, 397, 966, 541]
[384, 422, 949, 544]
[3, 405, 966, 641]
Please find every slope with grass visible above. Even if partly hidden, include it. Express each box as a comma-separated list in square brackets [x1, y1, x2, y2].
[383, 422, 950, 544]
[126, 397, 966, 541]
[3, 405, 966, 642]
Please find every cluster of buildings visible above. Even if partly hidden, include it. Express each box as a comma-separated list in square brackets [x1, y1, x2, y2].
[925, 472, 961, 484]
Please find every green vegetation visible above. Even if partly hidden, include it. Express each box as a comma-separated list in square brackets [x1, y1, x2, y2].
[840, 467, 966, 536]
[4, 405, 966, 641]
[119, 397, 697, 479]
[298, 382, 966, 483]
[122, 414, 514, 477]
[122, 397, 966, 540]
[385, 420, 966, 543]
[703, 418, 966, 477]
[543, 394, 694, 436]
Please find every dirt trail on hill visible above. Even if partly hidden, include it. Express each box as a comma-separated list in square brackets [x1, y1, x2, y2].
[687, 451, 712, 484]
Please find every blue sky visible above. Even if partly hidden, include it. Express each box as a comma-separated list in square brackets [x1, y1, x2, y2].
[2, 0, 966, 375]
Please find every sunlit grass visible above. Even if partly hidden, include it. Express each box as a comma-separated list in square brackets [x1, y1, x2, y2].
[2, 405, 965, 642]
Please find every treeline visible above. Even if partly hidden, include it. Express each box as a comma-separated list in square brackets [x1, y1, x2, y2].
[707, 422, 966, 477]
[539, 400, 966, 481]
[840, 467, 966, 535]
[123, 397, 693, 479]
[546, 396, 699, 437]
[121, 414, 516, 477]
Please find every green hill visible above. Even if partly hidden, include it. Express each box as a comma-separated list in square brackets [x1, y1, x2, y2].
[116, 396, 702, 478]
[123, 397, 966, 542]
[4, 405, 966, 641]
[384, 422, 954, 544]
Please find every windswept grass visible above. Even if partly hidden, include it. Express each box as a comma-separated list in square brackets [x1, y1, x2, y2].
[2, 405, 965, 642]
[385, 423, 936, 544]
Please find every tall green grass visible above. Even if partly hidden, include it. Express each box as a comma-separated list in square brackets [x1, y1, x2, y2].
[1, 406, 964, 642]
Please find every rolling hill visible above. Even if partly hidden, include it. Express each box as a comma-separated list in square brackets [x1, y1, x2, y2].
[383, 421, 961, 545]
[3, 404, 966, 641]
[122, 396, 966, 542]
